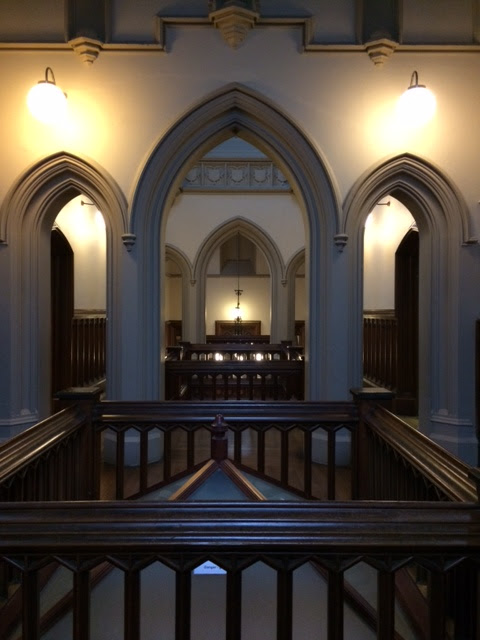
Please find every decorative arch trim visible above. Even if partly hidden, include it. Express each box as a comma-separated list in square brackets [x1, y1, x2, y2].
[130, 83, 341, 399]
[342, 151, 475, 434]
[165, 244, 193, 282]
[0, 152, 128, 420]
[193, 217, 286, 341]
[343, 153, 474, 244]
[0, 151, 128, 242]
[285, 248, 306, 343]
[131, 82, 341, 238]
[193, 217, 285, 282]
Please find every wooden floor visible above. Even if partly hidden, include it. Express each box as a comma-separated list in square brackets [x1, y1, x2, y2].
[99, 428, 353, 502]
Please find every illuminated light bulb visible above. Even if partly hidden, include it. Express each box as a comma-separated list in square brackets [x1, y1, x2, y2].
[397, 71, 436, 127]
[232, 306, 242, 321]
[27, 67, 67, 124]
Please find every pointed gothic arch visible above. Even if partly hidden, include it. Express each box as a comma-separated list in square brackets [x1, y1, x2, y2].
[165, 244, 193, 342]
[344, 152, 475, 438]
[193, 217, 286, 342]
[130, 83, 341, 399]
[0, 152, 128, 422]
[286, 248, 306, 344]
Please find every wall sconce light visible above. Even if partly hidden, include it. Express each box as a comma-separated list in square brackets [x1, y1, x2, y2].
[27, 67, 67, 124]
[397, 70, 436, 126]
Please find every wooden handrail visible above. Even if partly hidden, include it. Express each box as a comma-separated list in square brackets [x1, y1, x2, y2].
[165, 360, 305, 400]
[360, 403, 478, 503]
[0, 501, 479, 551]
[176, 341, 300, 360]
[94, 400, 357, 421]
[1, 501, 477, 640]
[0, 406, 87, 485]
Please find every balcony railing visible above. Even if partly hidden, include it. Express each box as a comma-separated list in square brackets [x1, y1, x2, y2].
[0, 392, 479, 639]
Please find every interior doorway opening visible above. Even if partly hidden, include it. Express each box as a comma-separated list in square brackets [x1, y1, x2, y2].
[363, 196, 418, 417]
[52, 195, 107, 407]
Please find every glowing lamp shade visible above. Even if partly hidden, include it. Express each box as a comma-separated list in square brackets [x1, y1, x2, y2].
[397, 71, 436, 127]
[232, 306, 243, 321]
[27, 67, 67, 124]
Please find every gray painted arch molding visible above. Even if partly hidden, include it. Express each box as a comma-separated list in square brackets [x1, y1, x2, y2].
[0, 151, 129, 243]
[0, 151, 129, 418]
[129, 82, 342, 400]
[343, 152, 477, 440]
[343, 153, 474, 245]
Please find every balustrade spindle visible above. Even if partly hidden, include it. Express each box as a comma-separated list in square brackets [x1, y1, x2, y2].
[377, 570, 395, 639]
[226, 571, 242, 640]
[277, 568, 293, 640]
[124, 570, 141, 640]
[175, 571, 191, 640]
[327, 569, 344, 640]
[73, 570, 90, 640]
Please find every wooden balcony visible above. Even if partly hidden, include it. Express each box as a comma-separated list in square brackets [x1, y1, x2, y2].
[0, 393, 479, 639]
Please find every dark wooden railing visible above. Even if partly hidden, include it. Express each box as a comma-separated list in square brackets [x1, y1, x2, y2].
[1, 396, 477, 505]
[71, 313, 106, 387]
[165, 361, 305, 401]
[363, 312, 397, 390]
[1, 395, 480, 639]
[93, 400, 356, 500]
[175, 341, 301, 360]
[206, 334, 271, 344]
[165, 342, 304, 401]
[355, 396, 478, 503]
[0, 501, 479, 640]
[0, 405, 94, 502]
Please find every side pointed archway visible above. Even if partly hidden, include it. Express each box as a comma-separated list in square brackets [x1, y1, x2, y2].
[130, 83, 341, 400]
[344, 153, 476, 454]
[0, 152, 128, 425]
[165, 244, 193, 344]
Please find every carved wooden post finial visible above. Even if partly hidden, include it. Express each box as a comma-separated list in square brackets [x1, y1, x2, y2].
[211, 413, 229, 460]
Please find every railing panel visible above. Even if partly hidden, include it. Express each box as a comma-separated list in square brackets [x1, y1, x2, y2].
[165, 361, 304, 401]
[71, 314, 106, 387]
[2, 396, 477, 508]
[0, 406, 93, 502]
[0, 502, 479, 639]
[354, 398, 478, 503]
[363, 313, 397, 390]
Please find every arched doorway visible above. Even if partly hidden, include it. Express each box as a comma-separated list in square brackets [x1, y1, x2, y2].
[345, 154, 474, 448]
[51, 227, 74, 401]
[130, 83, 341, 400]
[193, 218, 286, 344]
[395, 229, 419, 416]
[0, 153, 127, 423]
[205, 232, 271, 339]
[362, 197, 417, 415]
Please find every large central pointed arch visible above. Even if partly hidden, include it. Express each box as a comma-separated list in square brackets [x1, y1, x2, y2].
[130, 83, 341, 399]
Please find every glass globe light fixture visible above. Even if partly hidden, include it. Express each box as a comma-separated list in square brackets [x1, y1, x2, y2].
[397, 71, 436, 126]
[27, 67, 67, 124]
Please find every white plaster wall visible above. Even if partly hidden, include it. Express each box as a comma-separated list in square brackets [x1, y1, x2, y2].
[363, 198, 415, 310]
[1, 2, 480, 243]
[1, 1, 480, 449]
[166, 192, 304, 267]
[165, 276, 182, 320]
[54, 196, 107, 310]
[295, 276, 306, 321]
[206, 276, 271, 336]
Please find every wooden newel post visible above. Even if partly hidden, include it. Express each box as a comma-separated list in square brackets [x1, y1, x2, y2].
[211, 414, 229, 460]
